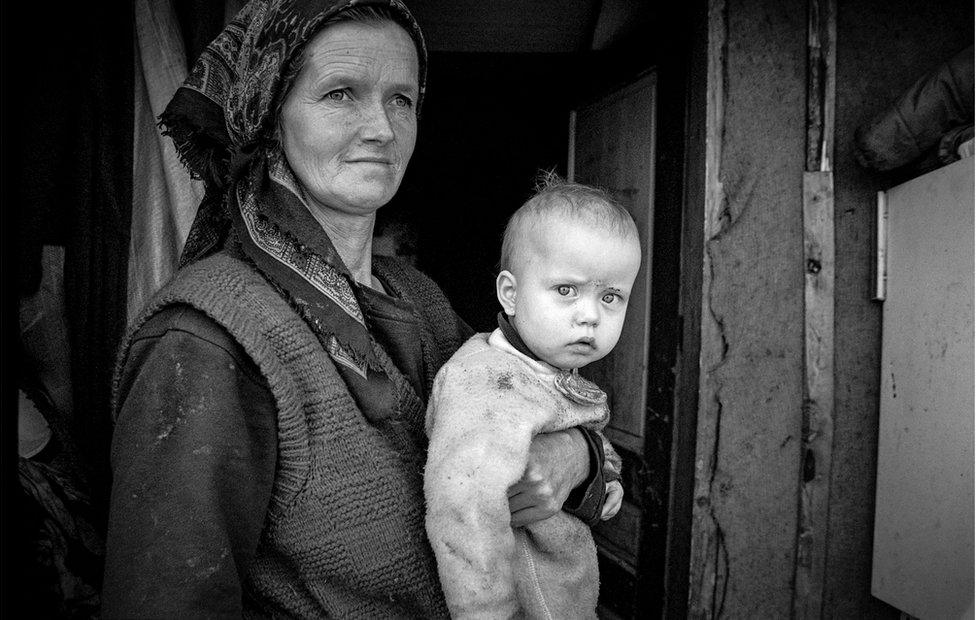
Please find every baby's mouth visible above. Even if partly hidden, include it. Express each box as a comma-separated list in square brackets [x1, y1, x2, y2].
[570, 337, 596, 349]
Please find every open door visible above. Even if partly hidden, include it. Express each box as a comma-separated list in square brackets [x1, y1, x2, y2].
[871, 157, 975, 618]
[571, 71, 656, 617]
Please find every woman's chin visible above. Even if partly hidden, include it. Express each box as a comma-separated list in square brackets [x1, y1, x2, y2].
[308, 188, 398, 216]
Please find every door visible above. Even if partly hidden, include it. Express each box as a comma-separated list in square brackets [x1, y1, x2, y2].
[871, 157, 975, 618]
[571, 71, 656, 614]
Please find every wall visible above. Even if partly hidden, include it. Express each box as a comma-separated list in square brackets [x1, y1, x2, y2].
[683, 0, 973, 617]
[828, 1, 973, 616]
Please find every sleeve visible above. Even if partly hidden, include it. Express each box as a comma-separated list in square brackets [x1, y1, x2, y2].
[560, 376, 627, 523]
[423, 362, 537, 620]
[101, 308, 277, 620]
[563, 427, 613, 526]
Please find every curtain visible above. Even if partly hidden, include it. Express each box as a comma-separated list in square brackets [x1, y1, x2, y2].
[130, 0, 205, 322]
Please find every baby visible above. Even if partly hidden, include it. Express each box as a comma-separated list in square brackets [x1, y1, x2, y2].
[424, 174, 641, 619]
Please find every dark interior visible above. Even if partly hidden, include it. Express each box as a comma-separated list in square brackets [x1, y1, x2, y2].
[4, 1, 693, 616]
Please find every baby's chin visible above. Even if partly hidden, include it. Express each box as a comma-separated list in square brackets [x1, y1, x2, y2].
[545, 352, 610, 371]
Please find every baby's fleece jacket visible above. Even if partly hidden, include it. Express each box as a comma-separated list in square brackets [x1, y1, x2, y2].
[424, 329, 622, 620]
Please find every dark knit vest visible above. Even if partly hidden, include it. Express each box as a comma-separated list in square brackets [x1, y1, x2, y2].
[115, 252, 462, 618]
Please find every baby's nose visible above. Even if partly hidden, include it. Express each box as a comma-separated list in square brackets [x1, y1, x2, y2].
[574, 300, 600, 326]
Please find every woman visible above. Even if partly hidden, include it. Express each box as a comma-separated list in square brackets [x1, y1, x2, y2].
[102, 1, 608, 617]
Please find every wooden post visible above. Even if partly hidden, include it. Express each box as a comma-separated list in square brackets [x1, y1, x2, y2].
[794, 0, 836, 616]
[687, 0, 728, 617]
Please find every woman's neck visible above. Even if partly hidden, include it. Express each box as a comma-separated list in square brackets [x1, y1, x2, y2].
[311, 207, 376, 288]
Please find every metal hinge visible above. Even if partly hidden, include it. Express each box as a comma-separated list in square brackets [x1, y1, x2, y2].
[873, 190, 888, 302]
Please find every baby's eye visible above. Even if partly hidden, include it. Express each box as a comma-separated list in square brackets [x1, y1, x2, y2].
[391, 94, 414, 108]
[556, 285, 576, 296]
[602, 293, 618, 304]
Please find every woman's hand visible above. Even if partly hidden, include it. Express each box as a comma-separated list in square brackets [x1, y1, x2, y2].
[507, 428, 589, 527]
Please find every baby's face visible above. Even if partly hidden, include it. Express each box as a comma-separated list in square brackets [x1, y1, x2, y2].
[499, 219, 641, 370]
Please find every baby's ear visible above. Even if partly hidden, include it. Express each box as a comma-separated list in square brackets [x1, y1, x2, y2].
[496, 270, 517, 316]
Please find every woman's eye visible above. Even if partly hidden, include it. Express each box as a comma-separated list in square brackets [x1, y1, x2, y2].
[324, 89, 348, 102]
[557, 285, 575, 296]
[391, 94, 413, 108]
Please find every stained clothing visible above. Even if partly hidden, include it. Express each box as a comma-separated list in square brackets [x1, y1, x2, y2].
[106, 1, 608, 616]
[425, 330, 623, 619]
[104, 251, 466, 617]
[104, 250, 609, 617]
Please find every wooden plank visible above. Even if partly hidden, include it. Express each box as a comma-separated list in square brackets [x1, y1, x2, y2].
[687, 0, 727, 616]
[805, 0, 836, 172]
[795, 171, 835, 618]
[805, 0, 823, 171]
[794, 0, 836, 616]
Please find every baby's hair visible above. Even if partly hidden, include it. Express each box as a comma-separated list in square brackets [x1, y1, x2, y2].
[500, 170, 638, 272]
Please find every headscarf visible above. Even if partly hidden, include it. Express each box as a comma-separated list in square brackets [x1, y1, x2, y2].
[160, 0, 428, 380]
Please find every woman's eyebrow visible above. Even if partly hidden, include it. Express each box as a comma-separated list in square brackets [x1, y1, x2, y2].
[309, 71, 418, 94]
[388, 79, 419, 94]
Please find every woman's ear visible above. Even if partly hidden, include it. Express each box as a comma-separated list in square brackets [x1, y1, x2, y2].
[496, 270, 517, 316]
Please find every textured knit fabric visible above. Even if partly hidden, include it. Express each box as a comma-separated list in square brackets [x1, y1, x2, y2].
[424, 330, 621, 620]
[108, 251, 466, 618]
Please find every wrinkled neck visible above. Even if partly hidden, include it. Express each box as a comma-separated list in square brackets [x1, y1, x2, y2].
[315, 210, 376, 287]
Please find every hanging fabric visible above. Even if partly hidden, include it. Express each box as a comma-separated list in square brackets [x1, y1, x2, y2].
[129, 0, 205, 322]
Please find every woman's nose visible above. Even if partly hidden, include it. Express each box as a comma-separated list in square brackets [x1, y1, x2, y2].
[360, 100, 395, 143]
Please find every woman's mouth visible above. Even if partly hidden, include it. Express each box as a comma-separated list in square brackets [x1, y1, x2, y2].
[347, 157, 392, 165]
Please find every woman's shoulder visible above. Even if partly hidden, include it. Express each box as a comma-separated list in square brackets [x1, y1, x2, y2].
[169, 250, 266, 292]
[132, 251, 292, 338]
[114, 303, 272, 426]
[116, 252, 294, 400]
[132, 305, 248, 362]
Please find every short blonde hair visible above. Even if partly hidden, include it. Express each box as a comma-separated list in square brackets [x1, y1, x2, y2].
[500, 171, 638, 272]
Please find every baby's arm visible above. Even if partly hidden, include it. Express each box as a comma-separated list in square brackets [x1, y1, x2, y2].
[424, 362, 539, 619]
[602, 481, 624, 520]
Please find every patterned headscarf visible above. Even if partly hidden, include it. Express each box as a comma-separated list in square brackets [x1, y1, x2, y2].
[161, 0, 427, 377]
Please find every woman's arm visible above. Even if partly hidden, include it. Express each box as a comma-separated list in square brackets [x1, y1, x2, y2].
[507, 428, 589, 526]
[509, 427, 610, 527]
[102, 307, 276, 619]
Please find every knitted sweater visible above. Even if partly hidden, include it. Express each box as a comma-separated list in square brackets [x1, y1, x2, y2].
[424, 330, 619, 620]
[108, 252, 466, 618]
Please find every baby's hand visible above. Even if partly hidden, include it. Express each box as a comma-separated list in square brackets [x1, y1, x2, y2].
[601, 481, 623, 520]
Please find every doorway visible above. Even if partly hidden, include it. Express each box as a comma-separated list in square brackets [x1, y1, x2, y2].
[382, 3, 695, 615]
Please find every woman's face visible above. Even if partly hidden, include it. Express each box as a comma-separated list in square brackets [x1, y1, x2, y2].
[280, 20, 419, 220]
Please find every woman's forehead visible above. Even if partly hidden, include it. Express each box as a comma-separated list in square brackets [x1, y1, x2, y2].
[302, 20, 419, 80]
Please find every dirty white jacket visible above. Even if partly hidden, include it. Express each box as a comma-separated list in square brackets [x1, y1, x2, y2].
[424, 329, 621, 619]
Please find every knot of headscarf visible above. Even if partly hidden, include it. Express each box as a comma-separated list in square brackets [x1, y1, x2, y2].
[160, 0, 428, 378]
